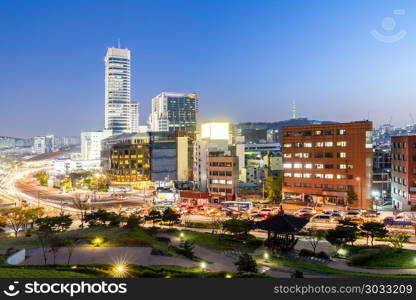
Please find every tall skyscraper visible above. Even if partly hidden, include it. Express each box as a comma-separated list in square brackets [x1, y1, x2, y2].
[149, 92, 199, 133]
[104, 47, 139, 134]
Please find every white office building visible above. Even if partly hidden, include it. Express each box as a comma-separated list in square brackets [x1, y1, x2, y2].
[33, 135, 55, 154]
[81, 129, 113, 160]
[104, 47, 139, 134]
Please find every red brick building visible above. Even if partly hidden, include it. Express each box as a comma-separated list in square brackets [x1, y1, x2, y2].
[391, 135, 416, 211]
[281, 121, 373, 208]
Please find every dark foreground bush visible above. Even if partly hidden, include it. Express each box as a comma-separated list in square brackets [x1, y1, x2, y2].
[298, 249, 315, 257]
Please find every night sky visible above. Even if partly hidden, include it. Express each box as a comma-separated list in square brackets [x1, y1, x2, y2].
[1, 0, 415, 138]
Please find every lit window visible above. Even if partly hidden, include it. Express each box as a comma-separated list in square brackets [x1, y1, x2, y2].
[315, 164, 324, 169]
[303, 173, 311, 178]
[303, 153, 311, 158]
[336, 141, 347, 147]
[324, 142, 333, 147]
[283, 143, 292, 148]
[305, 164, 312, 169]
[294, 173, 302, 178]
[283, 163, 292, 169]
[284, 173, 292, 177]
[316, 142, 324, 147]
[294, 153, 303, 158]
[315, 174, 324, 178]
[283, 153, 292, 158]
[324, 174, 334, 179]
[338, 164, 347, 169]
[336, 174, 347, 179]
[304, 143, 312, 148]
[338, 152, 346, 158]
[315, 130, 322, 135]
[294, 163, 302, 169]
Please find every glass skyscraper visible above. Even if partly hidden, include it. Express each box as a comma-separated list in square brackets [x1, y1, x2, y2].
[149, 92, 199, 133]
[104, 47, 139, 134]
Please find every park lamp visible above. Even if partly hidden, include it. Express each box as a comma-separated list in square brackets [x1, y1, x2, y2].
[337, 248, 348, 257]
[179, 232, 184, 239]
[93, 237, 103, 247]
[112, 263, 128, 278]
[200, 261, 207, 272]
[263, 252, 270, 260]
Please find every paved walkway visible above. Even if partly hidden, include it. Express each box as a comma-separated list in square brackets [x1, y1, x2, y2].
[328, 260, 416, 275]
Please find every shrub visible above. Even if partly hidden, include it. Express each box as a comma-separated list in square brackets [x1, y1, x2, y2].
[234, 253, 257, 273]
[245, 238, 263, 248]
[156, 236, 171, 244]
[291, 270, 304, 278]
[349, 249, 379, 266]
[298, 249, 315, 257]
[316, 251, 330, 260]
[150, 248, 172, 256]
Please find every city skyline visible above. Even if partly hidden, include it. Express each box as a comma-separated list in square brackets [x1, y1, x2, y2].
[1, 0, 416, 138]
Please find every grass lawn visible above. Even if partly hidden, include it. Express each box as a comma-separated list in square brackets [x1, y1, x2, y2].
[348, 246, 416, 269]
[260, 257, 416, 278]
[0, 267, 94, 278]
[0, 227, 169, 251]
[177, 230, 262, 252]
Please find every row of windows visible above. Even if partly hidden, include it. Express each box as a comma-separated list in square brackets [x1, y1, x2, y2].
[283, 163, 353, 169]
[210, 188, 233, 193]
[284, 129, 347, 137]
[392, 142, 416, 149]
[283, 141, 347, 148]
[209, 162, 234, 167]
[283, 152, 347, 158]
[284, 173, 354, 180]
[392, 187, 408, 198]
[393, 165, 407, 173]
[284, 182, 351, 189]
[209, 171, 233, 176]
[393, 176, 407, 186]
[209, 179, 234, 185]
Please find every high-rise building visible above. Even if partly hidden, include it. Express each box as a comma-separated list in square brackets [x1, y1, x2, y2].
[391, 135, 416, 211]
[281, 121, 373, 208]
[149, 92, 198, 133]
[104, 47, 139, 134]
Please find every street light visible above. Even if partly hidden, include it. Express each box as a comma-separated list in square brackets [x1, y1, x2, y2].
[263, 252, 270, 260]
[200, 261, 206, 272]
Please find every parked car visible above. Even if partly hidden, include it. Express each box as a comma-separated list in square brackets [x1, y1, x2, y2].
[331, 211, 344, 220]
[311, 214, 334, 223]
[294, 207, 317, 217]
[349, 216, 364, 224]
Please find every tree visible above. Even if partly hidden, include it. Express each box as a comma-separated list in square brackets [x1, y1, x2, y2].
[360, 222, 388, 246]
[145, 209, 162, 227]
[177, 240, 196, 259]
[0, 207, 34, 237]
[48, 235, 63, 264]
[162, 207, 181, 226]
[222, 218, 254, 237]
[347, 188, 358, 205]
[34, 171, 48, 186]
[85, 209, 116, 227]
[264, 176, 282, 202]
[125, 213, 144, 229]
[35, 215, 72, 232]
[326, 225, 359, 247]
[305, 228, 326, 254]
[72, 194, 89, 228]
[234, 253, 257, 273]
[389, 233, 409, 250]
[61, 235, 78, 264]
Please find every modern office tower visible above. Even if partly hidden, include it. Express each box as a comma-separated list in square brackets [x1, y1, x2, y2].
[81, 129, 113, 160]
[149, 92, 199, 133]
[33, 135, 55, 154]
[281, 121, 373, 208]
[104, 47, 139, 134]
[391, 135, 416, 211]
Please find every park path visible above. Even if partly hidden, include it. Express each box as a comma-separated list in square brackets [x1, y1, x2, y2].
[328, 260, 416, 275]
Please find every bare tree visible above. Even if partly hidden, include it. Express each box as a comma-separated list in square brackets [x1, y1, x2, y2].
[305, 227, 325, 255]
[72, 194, 89, 228]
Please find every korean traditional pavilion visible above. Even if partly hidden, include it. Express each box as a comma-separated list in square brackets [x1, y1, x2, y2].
[254, 212, 309, 252]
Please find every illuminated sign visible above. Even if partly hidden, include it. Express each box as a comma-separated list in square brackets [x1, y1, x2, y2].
[201, 122, 230, 140]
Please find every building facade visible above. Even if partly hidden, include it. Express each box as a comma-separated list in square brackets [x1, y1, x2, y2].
[33, 135, 55, 154]
[81, 129, 113, 161]
[149, 92, 199, 133]
[104, 47, 139, 134]
[391, 135, 416, 211]
[282, 121, 373, 208]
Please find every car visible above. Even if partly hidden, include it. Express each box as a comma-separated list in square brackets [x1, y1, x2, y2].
[311, 214, 334, 223]
[349, 216, 364, 224]
[294, 207, 317, 217]
[331, 211, 344, 220]
[345, 210, 360, 217]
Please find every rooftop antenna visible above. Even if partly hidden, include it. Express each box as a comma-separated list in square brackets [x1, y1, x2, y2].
[291, 100, 297, 119]
[117, 38, 121, 48]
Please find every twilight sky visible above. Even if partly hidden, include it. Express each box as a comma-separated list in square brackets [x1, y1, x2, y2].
[0, 0, 416, 138]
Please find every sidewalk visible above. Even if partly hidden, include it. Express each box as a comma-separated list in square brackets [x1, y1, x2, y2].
[328, 259, 416, 275]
